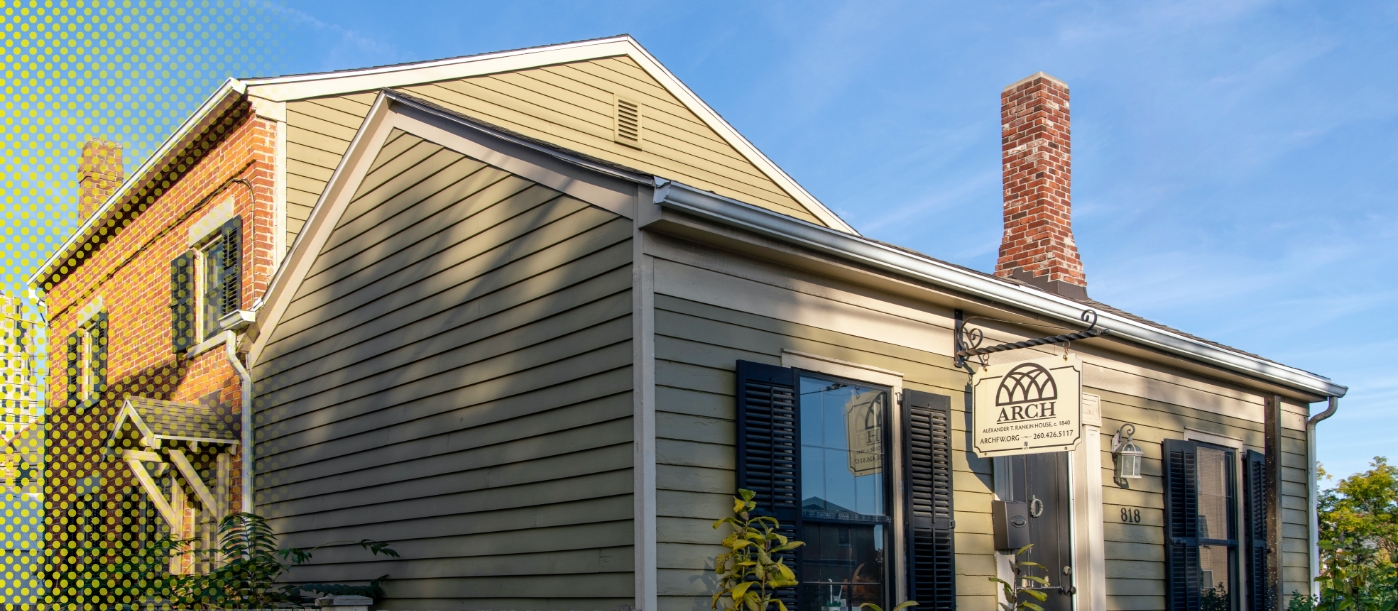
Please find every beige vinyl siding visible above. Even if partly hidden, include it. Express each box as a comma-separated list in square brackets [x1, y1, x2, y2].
[644, 235, 1313, 611]
[650, 290, 996, 611]
[1095, 391, 1313, 609]
[253, 131, 635, 610]
[280, 57, 823, 252]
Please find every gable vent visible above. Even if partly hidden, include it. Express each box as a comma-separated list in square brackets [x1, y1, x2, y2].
[614, 96, 642, 148]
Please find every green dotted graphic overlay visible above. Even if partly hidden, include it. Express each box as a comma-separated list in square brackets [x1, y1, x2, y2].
[0, 1, 283, 607]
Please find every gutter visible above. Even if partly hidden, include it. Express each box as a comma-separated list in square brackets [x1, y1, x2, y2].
[223, 330, 254, 514]
[1306, 397, 1339, 597]
[651, 179, 1348, 399]
[28, 78, 248, 290]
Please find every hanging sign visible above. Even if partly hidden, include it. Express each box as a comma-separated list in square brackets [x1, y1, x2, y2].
[845, 390, 886, 476]
[972, 355, 1082, 457]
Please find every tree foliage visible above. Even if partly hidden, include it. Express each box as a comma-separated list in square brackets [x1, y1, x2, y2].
[1298, 457, 1398, 610]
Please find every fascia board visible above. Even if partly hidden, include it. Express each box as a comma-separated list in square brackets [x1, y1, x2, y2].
[29, 78, 248, 289]
[652, 180, 1347, 399]
[243, 35, 857, 236]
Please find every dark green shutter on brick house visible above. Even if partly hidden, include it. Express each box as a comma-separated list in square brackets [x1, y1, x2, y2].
[220, 216, 242, 316]
[171, 251, 195, 352]
[65, 331, 80, 409]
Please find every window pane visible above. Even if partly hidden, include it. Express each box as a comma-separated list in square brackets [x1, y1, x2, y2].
[798, 375, 889, 611]
[1200, 544, 1233, 607]
[203, 238, 226, 339]
[1196, 446, 1232, 540]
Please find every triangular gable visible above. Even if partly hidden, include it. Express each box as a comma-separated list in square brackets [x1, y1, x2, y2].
[247, 90, 647, 366]
[104, 397, 240, 453]
[245, 35, 855, 250]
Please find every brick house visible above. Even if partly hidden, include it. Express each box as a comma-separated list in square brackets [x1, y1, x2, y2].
[32, 99, 272, 601]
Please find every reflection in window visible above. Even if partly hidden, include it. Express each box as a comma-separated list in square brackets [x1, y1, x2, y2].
[798, 374, 890, 611]
[1196, 445, 1237, 609]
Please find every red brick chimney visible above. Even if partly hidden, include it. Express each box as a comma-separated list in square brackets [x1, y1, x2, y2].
[996, 72, 1087, 299]
[77, 138, 124, 221]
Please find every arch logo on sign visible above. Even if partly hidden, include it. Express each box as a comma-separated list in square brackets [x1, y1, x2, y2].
[972, 355, 1082, 457]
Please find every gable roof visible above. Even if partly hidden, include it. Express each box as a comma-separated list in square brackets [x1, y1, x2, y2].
[29, 35, 853, 291]
[243, 35, 853, 233]
[103, 397, 240, 453]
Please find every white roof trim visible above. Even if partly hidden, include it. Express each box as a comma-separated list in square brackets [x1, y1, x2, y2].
[650, 179, 1347, 399]
[29, 78, 247, 289]
[243, 35, 857, 235]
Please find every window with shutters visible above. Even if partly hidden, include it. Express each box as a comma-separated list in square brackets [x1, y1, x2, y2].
[736, 360, 957, 611]
[174, 215, 241, 349]
[1165, 438, 1247, 611]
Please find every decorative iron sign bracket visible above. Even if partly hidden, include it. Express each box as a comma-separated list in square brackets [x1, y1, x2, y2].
[954, 308, 1110, 371]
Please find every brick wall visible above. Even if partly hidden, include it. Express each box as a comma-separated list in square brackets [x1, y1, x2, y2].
[41, 99, 276, 602]
[996, 72, 1088, 298]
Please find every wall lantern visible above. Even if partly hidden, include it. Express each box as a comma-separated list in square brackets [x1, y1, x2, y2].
[1111, 423, 1143, 487]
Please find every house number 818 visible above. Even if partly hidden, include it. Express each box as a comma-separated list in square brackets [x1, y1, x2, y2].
[1120, 508, 1142, 523]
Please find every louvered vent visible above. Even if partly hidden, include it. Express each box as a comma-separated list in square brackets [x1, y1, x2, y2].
[615, 96, 642, 148]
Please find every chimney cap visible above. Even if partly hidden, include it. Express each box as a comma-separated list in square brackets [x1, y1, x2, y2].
[1003, 71, 1069, 93]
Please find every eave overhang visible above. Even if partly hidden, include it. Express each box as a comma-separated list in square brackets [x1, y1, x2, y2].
[29, 78, 249, 290]
[648, 179, 1348, 399]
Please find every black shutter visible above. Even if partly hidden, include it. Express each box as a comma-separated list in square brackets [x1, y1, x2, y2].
[1164, 439, 1201, 611]
[65, 331, 80, 410]
[89, 311, 108, 409]
[903, 389, 956, 610]
[1244, 450, 1267, 611]
[220, 216, 242, 316]
[171, 252, 195, 353]
[735, 360, 800, 608]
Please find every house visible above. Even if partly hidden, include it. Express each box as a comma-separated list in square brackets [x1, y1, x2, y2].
[30, 35, 1343, 611]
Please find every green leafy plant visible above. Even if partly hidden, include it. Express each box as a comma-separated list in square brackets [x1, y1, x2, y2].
[988, 544, 1050, 611]
[712, 489, 805, 611]
[142, 512, 400, 609]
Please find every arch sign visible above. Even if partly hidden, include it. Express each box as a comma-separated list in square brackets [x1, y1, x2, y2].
[972, 355, 1082, 457]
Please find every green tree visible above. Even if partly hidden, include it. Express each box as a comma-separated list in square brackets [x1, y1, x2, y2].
[1319, 457, 1398, 565]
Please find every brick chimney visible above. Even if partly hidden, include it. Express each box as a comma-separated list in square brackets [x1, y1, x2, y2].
[77, 138, 124, 221]
[996, 72, 1087, 299]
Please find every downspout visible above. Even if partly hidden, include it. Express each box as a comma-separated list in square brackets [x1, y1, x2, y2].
[225, 330, 253, 514]
[1307, 396, 1339, 598]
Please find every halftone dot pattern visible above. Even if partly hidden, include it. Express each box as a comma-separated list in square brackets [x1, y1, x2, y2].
[0, 0, 285, 606]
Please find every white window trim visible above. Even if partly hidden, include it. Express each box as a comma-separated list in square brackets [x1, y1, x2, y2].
[187, 210, 242, 351]
[779, 349, 909, 602]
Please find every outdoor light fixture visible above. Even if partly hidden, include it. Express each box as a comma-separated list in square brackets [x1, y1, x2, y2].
[1111, 423, 1143, 487]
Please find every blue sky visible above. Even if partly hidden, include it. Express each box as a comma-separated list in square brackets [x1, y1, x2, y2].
[262, 0, 1398, 480]
[16, 1, 1395, 479]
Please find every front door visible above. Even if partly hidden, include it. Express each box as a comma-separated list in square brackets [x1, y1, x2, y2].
[1004, 451, 1075, 611]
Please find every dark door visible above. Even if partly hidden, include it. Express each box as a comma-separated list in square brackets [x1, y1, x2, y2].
[1005, 451, 1074, 611]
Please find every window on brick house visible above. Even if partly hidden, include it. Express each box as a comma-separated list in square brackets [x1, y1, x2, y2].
[172, 216, 241, 351]
[66, 312, 107, 411]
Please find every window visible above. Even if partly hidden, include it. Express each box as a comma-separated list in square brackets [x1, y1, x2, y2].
[798, 373, 892, 611]
[66, 311, 107, 411]
[1197, 445, 1238, 608]
[200, 235, 228, 340]
[172, 216, 240, 351]
[735, 360, 957, 611]
[1165, 439, 1262, 611]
